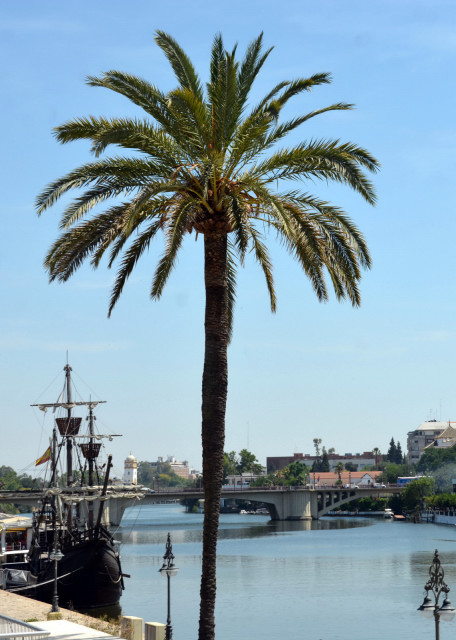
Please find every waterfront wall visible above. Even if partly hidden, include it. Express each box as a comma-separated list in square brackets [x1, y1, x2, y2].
[422, 510, 456, 526]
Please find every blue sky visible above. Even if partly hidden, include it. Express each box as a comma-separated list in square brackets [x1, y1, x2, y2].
[1, 0, 456, 476]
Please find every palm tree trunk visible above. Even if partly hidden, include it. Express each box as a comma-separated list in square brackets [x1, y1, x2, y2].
[198, 232, 228, 640]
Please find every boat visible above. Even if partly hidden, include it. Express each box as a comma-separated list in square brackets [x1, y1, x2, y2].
[0, 513, 33, 565]
[1, 363, 125, 610]
[383, 508, 394, 519]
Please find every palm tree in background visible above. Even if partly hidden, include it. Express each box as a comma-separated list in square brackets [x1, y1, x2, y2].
[335, 461, 345, 485]
[372, 447, 381, 469]
[36, 32, 379, 640]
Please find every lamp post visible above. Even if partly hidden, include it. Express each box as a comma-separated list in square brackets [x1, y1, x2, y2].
[418, 549, 455, 640]
[159, 533, 179, 640]
[50, 543, 64, 612]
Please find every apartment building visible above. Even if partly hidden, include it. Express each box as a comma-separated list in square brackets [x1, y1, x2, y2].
[406, 420, 456, 463]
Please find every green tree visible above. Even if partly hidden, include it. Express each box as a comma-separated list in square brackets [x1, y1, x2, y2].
[417, 445, 456, 473]
[237, 449, 263, 474]
[381, 462, 415, 484]
[281, 461, 310, 486]
[432, 463, 456, 493]
[223, 451, 238, 481]
[387, 438, 397, 463]
[396, 441, 404, 464]
[402, 477, 435, 512]
[0, 466, 21, 490]
[137, 460, 187, 488]
[320, 452, 330, 472]
[36, 33, 378, 640]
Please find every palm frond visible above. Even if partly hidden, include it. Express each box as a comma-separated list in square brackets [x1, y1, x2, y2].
[284, 191, 371, 269]
[86, 71, 177, 131]
[262, 104, 354, 149]
[210, 49, 241, 150]
[106, 195, 171, 267]
[36, 156, 169, 215]
[167, 87, 211, 152]
[251, 80, 292, 116]
[248, 226, 276, 312]
[226, 194, 250, 264]
[209, 33, 225, 88]
[249, 140, 379, 205]
[44, 206, 128, 281]
[151, 197, 192, 299]
[237, 33, 274, 107]
[155, 31, 204, 102]
[108, 220, 163, 315]
[54, 116, 185, 164]
[226, 239, 238, 343]
[268, 74, 332, 113]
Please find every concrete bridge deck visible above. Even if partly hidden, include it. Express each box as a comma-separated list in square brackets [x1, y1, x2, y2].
[0, 485, 402, 523]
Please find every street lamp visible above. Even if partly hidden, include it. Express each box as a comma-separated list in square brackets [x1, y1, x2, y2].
[50, 543, 64, 612]
[418, 549, 455, 640]
[159, 533, 179, 640]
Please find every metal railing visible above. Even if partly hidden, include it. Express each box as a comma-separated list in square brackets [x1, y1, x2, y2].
[0, 615, 50, 640]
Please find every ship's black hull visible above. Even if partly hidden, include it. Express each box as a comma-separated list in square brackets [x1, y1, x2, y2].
[41, 537, 123, 610]
[4, 536, 123, 610]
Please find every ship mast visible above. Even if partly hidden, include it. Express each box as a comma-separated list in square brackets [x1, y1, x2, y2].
[64, 364, 73, 487]
[87, 404, 95, 487]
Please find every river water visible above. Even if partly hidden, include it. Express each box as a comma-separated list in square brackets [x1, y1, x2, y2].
[115, 503, 456, 639]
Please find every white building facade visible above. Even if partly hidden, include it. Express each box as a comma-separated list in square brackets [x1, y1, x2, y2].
[124, 453, 138, 484]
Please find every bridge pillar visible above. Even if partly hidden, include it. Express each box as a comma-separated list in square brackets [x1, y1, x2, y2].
[264, 490, 318, 520]
[106, 498, 125, 526]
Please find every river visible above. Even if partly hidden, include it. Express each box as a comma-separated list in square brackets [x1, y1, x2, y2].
[115, 503, 456, 639]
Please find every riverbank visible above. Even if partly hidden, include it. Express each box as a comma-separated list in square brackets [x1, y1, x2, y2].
[0, 590, 121, 636]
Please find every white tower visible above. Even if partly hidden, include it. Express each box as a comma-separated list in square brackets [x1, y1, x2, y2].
[124, 453, 138, 485]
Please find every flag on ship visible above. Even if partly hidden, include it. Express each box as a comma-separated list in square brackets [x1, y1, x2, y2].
[35, 446, 51, 466]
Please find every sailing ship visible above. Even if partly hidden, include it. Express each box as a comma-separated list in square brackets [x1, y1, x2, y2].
[1, 364, 125, 610]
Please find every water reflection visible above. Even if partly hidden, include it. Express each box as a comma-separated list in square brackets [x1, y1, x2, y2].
[118, 507, 370, 546]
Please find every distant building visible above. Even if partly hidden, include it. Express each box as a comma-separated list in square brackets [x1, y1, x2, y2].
[224, 473, 264, 488]
[266, 452, 375, 474]
[124, 452, 138, 484]
[308, 471, 380, 487]
[407, 421, 456, 463]
[155, 456, 190, 479]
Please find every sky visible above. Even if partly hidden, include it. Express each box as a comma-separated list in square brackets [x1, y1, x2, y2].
[1, 0, 456, 478]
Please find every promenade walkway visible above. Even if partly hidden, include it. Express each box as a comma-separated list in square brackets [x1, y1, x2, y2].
[0, 590, 121, 637]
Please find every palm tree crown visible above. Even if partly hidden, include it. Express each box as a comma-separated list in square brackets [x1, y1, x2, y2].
[37, 31, 378, 328]
[36, 32, 379, 640]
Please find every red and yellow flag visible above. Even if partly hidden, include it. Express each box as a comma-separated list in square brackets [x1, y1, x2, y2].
[35, 446, 51, 466]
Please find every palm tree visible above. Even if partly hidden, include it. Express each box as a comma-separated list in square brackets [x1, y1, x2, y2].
[372, 447, 381, 469]
[335, 461, 345, 485]
[36, 32, 379, 640]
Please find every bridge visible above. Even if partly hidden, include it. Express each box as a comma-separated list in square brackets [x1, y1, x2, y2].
[0, 485, 402, 525]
